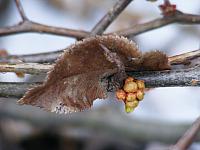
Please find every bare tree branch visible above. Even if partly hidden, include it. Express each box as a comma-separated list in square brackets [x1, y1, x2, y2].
[0, 50, 62, 63]
[116, 16, 175, 37]
[0, 64, 200, 98]
[0, 63, 51, 74]
[0, 82, 38, 98]
[130, 65, 200, 88]
[171, 116, 200, 150]
[0, 10, 200, 39]
[116, 11, 200, 38]
[90, 0, 132, 35]
[15, 0, 28, 21]
[0, 21, 89, 39]
[0, 0, 89, 38]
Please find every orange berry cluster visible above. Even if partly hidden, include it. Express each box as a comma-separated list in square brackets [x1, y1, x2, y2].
[116, 77, 145, 113]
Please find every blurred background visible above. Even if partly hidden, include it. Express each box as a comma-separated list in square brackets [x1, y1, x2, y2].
[0, 0, 200, 149]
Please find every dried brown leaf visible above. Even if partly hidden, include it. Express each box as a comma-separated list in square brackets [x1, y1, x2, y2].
[18, 35, 170, 114]
[0, 49, 8, 57]
[18, 35, 141, 113]
[15, 72, 25, 78]
[140, 50, 170, 70]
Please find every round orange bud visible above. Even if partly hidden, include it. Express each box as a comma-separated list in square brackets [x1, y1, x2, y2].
[132, 100, 139, 108]
[116, 89, 126, 101]
[125, 77, 134, 84]
[123, 81, 138, 93]
[126, 92, 136, 102]
[125, 106, 134, 113]
[126, 101, 139, 108]
[136, 80, 145, 89]
[125, 101, 139, 112]
[126, 101, 134, 108]
[136, 90, 144, 101]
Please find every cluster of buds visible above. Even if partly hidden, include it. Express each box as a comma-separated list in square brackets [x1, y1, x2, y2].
[116, 77, 145, 113]
[159, 0, 176, 16]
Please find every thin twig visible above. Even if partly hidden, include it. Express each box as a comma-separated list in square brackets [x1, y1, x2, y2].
[15, 0, 28, 21]
[0, 21, 89, 39]
[169, 49, 200, 65]
[0, 63, 51, 74]
[91, 0, 132, 35]
[0, 50, 62, 63]
[171, 116, 200, 150]
[116, 11, 200, 38]
[115, 17, 175, 37]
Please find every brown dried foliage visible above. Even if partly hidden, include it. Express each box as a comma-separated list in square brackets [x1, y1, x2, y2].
[18, 35, 169, 114]
[0, 49, 8, 57]
[140, 51, 170, 70]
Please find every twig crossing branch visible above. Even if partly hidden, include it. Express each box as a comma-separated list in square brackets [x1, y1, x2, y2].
[15, 0, 28, 21]
[91, 0, 133, 35]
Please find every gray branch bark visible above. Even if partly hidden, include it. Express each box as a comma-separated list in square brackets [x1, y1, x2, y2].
[0, 65, 200, 98]
[0, 82, 37, 98]
[0, 63, 51, 74]
[128, 66, 200, 88]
